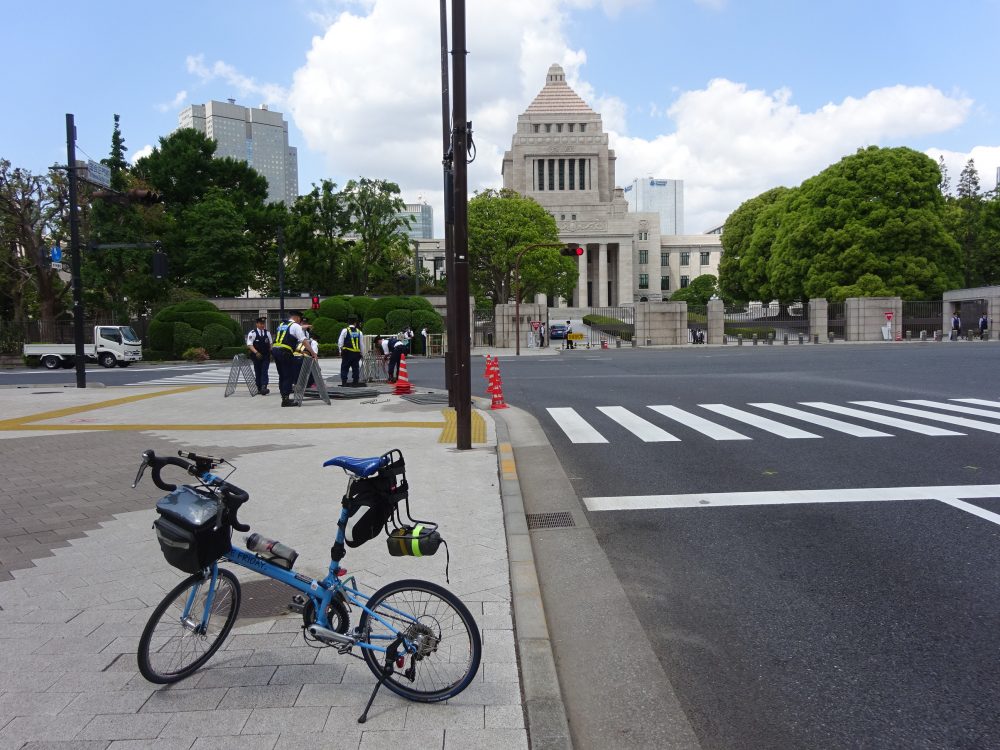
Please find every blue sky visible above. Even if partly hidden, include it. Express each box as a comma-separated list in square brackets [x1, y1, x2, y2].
[4, 0, 998, 233]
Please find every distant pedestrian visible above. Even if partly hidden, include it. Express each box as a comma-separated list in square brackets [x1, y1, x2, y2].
[538, 324, 545, 348]
[420, 326, 428, 356]
[337, 316, 365, 387]
[952, 312, 962, 341]
[979, 313, 988, 339]
[565, 320, 574, 349]
[386, 335, 408, 383]
[245, 317, 272, 395]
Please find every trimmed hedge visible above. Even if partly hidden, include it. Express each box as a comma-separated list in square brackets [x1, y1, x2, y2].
[202, 323, 235, 355]
[386, 309, 411, 332]
[173, 322, 201, 357]
[317, 297, 352, 322]
[143, 349, 171, 361]
[217, 346, 246, 359]
[318, 343, 339, 358]
[362, 317, 387, 335]
[151, 300, 242, 358]
[349, 296, 375, 320]
[725, 326, 776, 338]
[310, 317, 342, 343]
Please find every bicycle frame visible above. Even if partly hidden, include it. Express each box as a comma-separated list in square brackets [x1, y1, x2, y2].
[179, 504, 416, 657]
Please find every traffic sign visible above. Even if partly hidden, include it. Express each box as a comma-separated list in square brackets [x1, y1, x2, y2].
[530, 320, 541, 331]
[51, 262, 63, 271]
[885, 312, 894, 322]
[50, 246, 62, 263]
[86, 160, 111, 188]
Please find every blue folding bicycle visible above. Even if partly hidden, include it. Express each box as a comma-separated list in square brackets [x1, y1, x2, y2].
[133, 448, 481, 722]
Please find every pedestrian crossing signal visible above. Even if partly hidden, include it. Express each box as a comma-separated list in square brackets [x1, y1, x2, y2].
[311, 294, 320, 310]
[561, 244, 584, 256]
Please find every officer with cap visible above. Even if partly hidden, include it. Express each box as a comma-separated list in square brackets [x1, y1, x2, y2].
[245, 317, 273, 395]
[337, 315, 365, 387]
[273, 310, 315, 406]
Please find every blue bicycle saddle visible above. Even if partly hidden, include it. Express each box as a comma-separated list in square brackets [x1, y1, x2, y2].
[323, 455, 385, 477]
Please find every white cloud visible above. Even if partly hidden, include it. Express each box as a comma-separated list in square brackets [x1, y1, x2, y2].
[131, 144, 154, 164]
[185, 54, 288, 107]
[926, 145, 1000, 195]
[276, 0, 986, 234]
[156, 89, 188, 113]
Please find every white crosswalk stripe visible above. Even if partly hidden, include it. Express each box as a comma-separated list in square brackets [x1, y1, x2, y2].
[544, 399, 1000, 444]
[648, 405, 751, 441]
[137, 366, 240, 386]
[801, 402, 963, 436]
[952, 398, 1000, 410]
[748, 403, 892, 437]
[851, 401, 1000, 434]
[699, 404, 821, 439]
[596, 406, 679, 442]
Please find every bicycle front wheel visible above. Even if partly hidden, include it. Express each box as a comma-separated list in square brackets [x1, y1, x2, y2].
[358, 578, 481, 702]
[138, 567, 241, 684]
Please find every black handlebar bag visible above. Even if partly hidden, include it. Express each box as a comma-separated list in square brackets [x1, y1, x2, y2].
[342, 454, 408, 548]
[153, 486, 232, 573]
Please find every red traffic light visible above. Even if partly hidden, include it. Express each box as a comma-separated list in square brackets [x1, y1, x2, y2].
[561, 244, 584, 256]
[311, 295, 320, 310]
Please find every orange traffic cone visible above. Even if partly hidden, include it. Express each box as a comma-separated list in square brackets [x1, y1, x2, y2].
[489, 359, 509, 409]
[393, 353, 415, 395]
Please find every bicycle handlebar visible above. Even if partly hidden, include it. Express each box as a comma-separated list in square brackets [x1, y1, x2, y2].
[138, 450, 250, 532]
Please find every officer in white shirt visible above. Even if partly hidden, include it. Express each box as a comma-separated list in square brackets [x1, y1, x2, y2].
[245, 317, 273, 395]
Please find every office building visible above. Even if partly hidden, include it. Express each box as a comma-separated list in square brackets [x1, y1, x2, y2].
[178, 99, 299, 205]
[398, 202, 434, 240]
[623, 178, 684, 235]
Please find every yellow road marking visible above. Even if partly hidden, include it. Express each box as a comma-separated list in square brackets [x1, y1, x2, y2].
[0, 421, 446, 433]
[0, 385, 208, 428]
[438, 408, 486, 444]
[498, 442, 517, 478]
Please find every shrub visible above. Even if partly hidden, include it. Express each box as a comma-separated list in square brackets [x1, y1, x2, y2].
[349, 296, 375, 320]
[411, 309, 443, 334]
[155, 300, 218, 322]
[216, 346, 245, 359]
[172, 321, 201, 357]
[310, 317, 342, 343]
[143, 349, 171, 361]
[202, 323, 235, 355]
[362, 317, 387, 335]
[406, 296, 435, 312]
[318, 297, 352, 322]
[182, 347, 210, 362]
[369, 296, 405, 322]
[386, 309, 412, 332]
[148, 319, 173, 351]
[318, 343, 339, 358]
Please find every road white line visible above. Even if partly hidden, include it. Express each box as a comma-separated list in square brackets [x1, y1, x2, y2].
[851, 401, 1000, 435]
[937, 498, 1000, 527]
[584, 484, 1000, 512]
[952, 398, 1000, 409]
[700, 404, 821, 439]
[902, 400, 1000, 420]
[801, 402, 963, 436]
[749, 403, 892, 437]
[546, 407, 608, 444]
[648, 405, 751, 441]
[596, 406, 679, 442]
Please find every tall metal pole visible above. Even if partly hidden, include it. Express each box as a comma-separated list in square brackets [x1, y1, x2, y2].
[66, 114, 86, 388]
[515, 255, 522, 357]
[276, 226, 286, 320]
[451, 0, 472, 449]
[413, 240, 420, 296]
[440, 0, 457, 407]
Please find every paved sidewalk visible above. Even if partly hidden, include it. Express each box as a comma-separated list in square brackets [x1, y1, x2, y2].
[0, 383, 531, 749]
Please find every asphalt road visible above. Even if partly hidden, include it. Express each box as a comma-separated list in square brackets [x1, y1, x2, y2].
[496, 343, 1000, 750]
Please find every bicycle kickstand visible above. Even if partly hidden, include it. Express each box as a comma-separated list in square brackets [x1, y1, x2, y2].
[358, 636, 404, 724]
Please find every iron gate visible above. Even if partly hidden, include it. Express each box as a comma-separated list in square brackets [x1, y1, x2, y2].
[473, 308, 495, 347]
[827, 302, 845, 340]
[723, 302, 810, 342]
[584, 306, 634, 345]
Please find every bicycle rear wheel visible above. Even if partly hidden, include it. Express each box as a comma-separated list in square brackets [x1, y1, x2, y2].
[138, 567, 241, 684]
[358, 578, 481, 702]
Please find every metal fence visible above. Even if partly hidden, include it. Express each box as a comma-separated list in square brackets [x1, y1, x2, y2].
[585, 306, 635, 344]
[473, 309, 495, 347]
[826, 302, 845, 340]
[900, 301, 941, 339]
[723, 302, 810, 342]
[687, 304, 708, 343]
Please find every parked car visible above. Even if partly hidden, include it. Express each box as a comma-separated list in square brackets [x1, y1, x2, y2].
[549, 323, 568, 339]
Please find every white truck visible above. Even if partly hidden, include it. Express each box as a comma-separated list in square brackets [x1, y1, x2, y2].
[24, 325, 143, 369]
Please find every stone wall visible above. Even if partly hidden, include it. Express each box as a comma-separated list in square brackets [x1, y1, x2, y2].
[845, 297, 902, 341]
[634, 301, 687, 345]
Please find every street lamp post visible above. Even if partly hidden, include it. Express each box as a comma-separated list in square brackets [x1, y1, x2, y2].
[513, 242, 568, 356]
[276, 226, 286, 320]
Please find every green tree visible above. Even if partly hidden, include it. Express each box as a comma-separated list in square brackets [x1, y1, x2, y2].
[954, 158, 984, 287]
[180, 188, 253, 296]
[341, 178, 410, 295]
[468, 188, 574, 306]
[718, 187, 789, 303]
[764, 146, 961, 301]
[102, 114, 129, 191]
[668, 274, 719, 305]
[285, 180, 351, 295]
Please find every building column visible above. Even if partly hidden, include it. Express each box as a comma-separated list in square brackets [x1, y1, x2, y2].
[617, 241, 633, 304]
[597, 244, 608, 307]
[577, 246, 590, 308]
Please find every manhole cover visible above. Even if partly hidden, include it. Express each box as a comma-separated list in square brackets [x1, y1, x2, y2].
[525, 512, 575, 529]
[238, 578, 297, 620]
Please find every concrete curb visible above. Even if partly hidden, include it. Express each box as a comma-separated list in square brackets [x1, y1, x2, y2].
[491, 408, 574, 750]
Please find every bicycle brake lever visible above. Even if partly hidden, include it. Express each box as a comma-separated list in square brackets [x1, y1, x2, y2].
[132, 458, 150, 489]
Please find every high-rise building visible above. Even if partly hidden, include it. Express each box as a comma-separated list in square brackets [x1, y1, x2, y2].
[623, 178, 684, 235]
[178, 99, 299, 205]
[397, 202, 434, 240]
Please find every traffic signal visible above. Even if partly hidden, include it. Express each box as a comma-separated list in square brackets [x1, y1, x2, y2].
[152, 251, 168, 279]
[311, 294, 321, 310]
[126, 189, 162, 205]
[561, 244, 584, 256]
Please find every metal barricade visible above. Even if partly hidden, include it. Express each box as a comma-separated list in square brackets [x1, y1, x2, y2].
[292, 357, 330, 405]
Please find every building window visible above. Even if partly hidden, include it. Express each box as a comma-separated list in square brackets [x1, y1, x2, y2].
[548, 159, 555, 191]
[532, 124, 539, 133]
[639, 274, 649, 289]
[661, 276, 670, 291]
[638, 231, 648, 241]
[556, 123, 562, 133]
[568, 123, 574, 132]
[568, 159, 575, 190]
[660, 252, 668, 266]
[580, 123, 586, 132]
[638, 250, 648, 265]
[700, 251, 710, 265]
[545, 124, 551, 132]
[571, 214, 576, 220]
[680, 275, 689, 288]
[680, 252, 690, 266]
[537, 160, 544, 191]
[560, 214, 565, 220]
[578, 159, 586, 190]
[558, 159, 565, 190]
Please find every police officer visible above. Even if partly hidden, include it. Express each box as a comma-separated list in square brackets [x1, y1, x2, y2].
[337, 315, 365, 387]
[245, 317, 273, 395]
[273, 310, 314, 406]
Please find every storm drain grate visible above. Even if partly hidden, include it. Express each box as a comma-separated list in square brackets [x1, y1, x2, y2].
[238, 577, 297, 620]
[525, 512, 575, 529]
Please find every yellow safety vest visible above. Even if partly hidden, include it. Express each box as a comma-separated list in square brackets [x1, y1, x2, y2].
[274, 321, 298, 351]
[342, 326, 362, 353]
